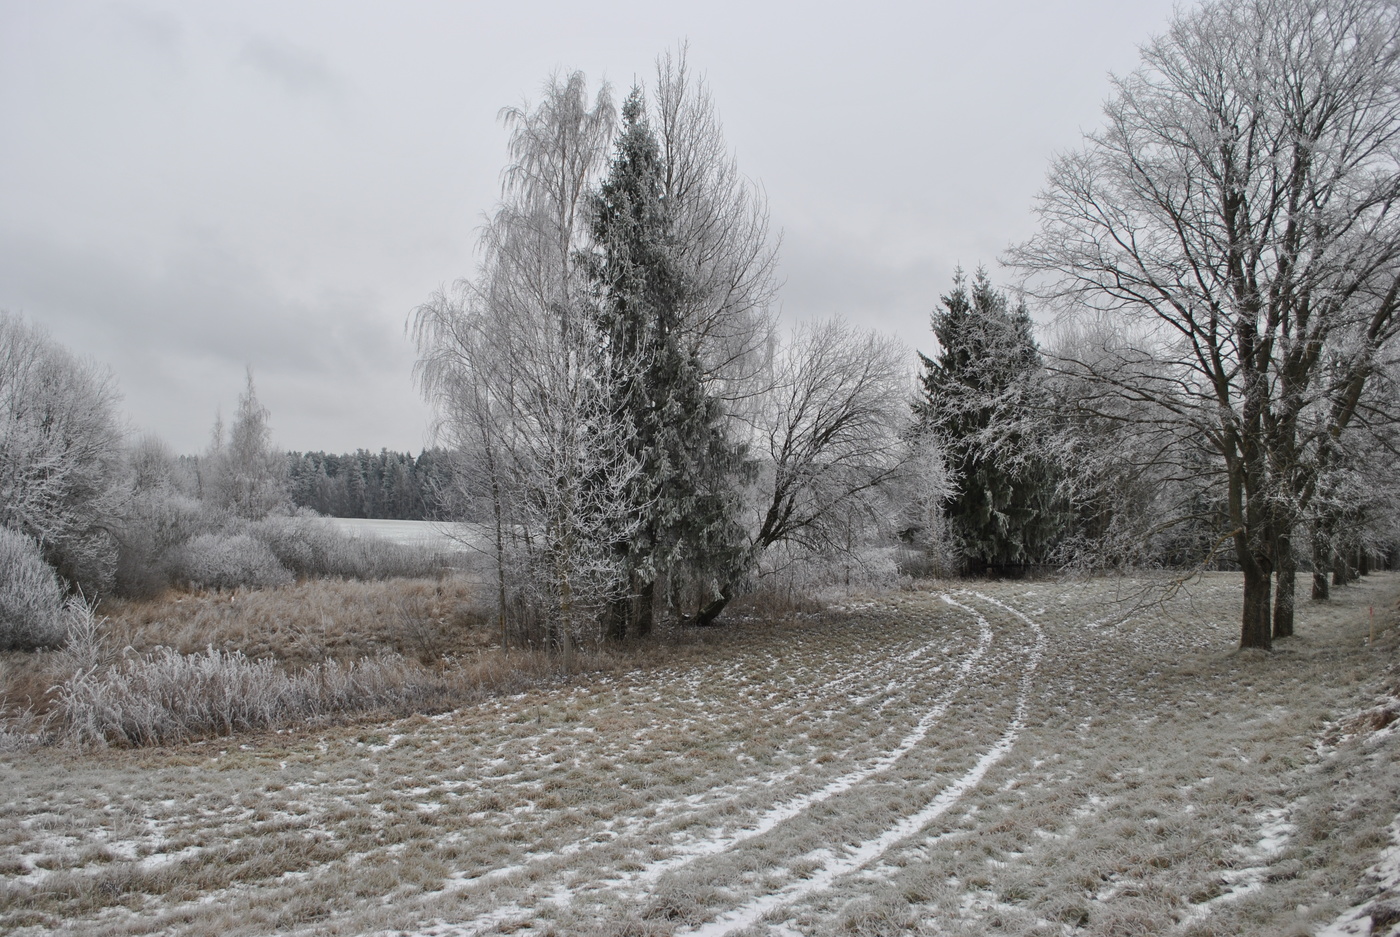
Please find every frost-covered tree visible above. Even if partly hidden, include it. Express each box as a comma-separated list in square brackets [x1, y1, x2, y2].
[0, 312, 124, 594]
[651, 45, 779, 403]
[743, 319, 913, 587]
[1040, 315, 1228, 570]
[1010, 0, 1400, 648]
[585, 87, 745, 638]
[204, 370, 287, 521]
[414, 71, 638, 655]
[916, 270, 1062, 573]
[419, 57, 907, 638]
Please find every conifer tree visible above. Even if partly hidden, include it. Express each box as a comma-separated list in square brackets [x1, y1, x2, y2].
[587, 88, 744, 637]
[205, 370, 286, 521]
[917, 269, 1061, 573]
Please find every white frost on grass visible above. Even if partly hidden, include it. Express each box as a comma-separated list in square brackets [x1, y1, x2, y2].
[400, 595, 993, 936]
[1315, 816, 1400, 937]
[618, 595, 995, 889]
[680, 592, 1046, 937]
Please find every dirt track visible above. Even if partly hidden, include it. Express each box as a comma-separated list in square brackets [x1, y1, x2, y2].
[4, 573, 1399, 936]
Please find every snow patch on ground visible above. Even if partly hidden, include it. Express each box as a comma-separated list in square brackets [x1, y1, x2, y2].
[1315, 816, 1400, 937]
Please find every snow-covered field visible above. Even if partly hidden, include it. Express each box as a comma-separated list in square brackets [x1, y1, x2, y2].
[324, 517, 486, 552]
[3, 573, 1399, 936]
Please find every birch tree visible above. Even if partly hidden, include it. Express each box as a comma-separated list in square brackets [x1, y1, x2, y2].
[414, 72, 635, 655]
[1010, 0, 1400, 649]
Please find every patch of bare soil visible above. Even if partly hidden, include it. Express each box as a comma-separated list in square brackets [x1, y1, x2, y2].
[2, 572, 1398, 936]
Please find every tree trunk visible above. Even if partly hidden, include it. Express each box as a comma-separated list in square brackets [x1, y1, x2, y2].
[488, 456, 510, 652]
[1359, 548, 1371, 577]
[1311, 528, 1330, 600]
[603, 593, 627, 643]
[1240, 559, 1273, 650]
[1273, 531, 1295, 639]
[632, 578, 654, 639]
[560, 626, 575, 671]
[690, 581, 734, 627]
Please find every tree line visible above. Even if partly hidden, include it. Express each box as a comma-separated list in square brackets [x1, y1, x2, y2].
[284, 449, 454, 521]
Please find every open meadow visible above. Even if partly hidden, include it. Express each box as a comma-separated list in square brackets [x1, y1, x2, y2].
[2, 572, 1399, 937]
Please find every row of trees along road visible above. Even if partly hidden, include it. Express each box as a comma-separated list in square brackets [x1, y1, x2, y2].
[414, 52, 911, 653]
[1010, 0, 1400, 650]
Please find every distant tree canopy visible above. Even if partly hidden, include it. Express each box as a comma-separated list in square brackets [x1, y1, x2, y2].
[285, 449, 453, 520]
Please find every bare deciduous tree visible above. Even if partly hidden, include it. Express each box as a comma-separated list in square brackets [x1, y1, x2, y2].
[699, 319, 914, 622]
[1010, 0, 1400, 649]
[414, 72, 638, 657]
[652, 45, 780, 404]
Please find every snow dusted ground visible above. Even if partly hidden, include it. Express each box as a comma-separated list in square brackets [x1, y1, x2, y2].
[2, 573, 1398, 936]
[324, 517, 486, 552]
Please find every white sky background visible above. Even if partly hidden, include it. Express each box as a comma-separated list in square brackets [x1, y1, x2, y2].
[0, 0, 1179, 455]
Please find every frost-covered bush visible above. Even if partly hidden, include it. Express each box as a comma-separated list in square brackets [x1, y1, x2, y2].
[0, 314, 124, 596]
[114, 490, 221, 596]
[54, 646, 438, 746]
[173, 532, 293, 591]
[0, 526, 67, 649]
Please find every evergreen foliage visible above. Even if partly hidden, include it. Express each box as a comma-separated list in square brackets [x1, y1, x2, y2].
[585, 89, 745, 636]
[285, 449, 452, 520]
[917, 269, 1061, 573]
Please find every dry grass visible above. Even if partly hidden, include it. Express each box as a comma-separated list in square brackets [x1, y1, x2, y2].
[0, 572, 1396, 936]
[95, 576, 496, 667]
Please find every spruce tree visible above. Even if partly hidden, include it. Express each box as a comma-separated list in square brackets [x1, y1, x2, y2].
[587, 88, 743, 637]
[917, 269, 1060, 573]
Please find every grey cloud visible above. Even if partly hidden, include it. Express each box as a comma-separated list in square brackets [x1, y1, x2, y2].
[237, 36, 341, 99]
[775, 230, 946, 355]
[109, 3, 183, 59]
[0, 226, 425, 452]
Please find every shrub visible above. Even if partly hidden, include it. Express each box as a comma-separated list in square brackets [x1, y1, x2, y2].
[114, 490, 221, 597]
[173, 532, 293, 591]
[51, 645, 522, 747]
[0, 526, 66, 649]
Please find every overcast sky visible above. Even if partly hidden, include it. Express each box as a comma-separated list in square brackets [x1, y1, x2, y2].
[0, 0, 1181, 455]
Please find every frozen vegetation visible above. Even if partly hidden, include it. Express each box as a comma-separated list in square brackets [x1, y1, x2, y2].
[2, 573, 1398, 936]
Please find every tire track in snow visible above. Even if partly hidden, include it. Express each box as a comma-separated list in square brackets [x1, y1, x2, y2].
[406, 594, 994, 937]
[608, 594, 995, 893]
[477, 623, 975, 875]
[679, 592, 1046, 937]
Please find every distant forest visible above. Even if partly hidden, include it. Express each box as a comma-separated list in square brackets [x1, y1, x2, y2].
[285, 449, 454, 520]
